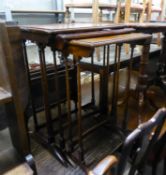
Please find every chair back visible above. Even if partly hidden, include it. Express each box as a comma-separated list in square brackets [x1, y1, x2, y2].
[117, 108, 166, 175]
[0, 21, 30, 155]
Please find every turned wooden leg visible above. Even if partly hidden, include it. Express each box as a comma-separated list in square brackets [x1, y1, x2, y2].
[137, 43, 150, 124]
[76, 59, 84, 162]
[22, 41, 38, 132]
[63, 54, 73, 152]
[110, 44, 122, 124]
[122, 44, 135, 130]
[52, 50, 65, 149]
[37, 43, 54, 143]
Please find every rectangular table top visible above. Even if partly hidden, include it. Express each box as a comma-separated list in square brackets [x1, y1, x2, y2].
[20, 23, 126, 34]
[20, 22, 166, 35]
[124, 22, 166, 33]
[69, 33, 151, 48]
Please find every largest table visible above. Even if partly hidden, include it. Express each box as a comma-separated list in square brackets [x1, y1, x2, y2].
[20, 22, 130, 166]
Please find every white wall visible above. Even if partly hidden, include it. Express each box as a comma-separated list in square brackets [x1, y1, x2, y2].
[0, 0, 55, 12]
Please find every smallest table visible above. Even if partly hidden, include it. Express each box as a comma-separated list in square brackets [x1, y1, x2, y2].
[63, 32, 151, 163]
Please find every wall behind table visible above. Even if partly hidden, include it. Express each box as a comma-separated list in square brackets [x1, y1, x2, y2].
[0, 0, 63, 24]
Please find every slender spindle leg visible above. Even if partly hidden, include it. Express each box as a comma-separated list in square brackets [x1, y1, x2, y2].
[158, 32, 166, 76]
[52, 50, 65, 149]
[91, 54, 95, 106]
[99, 45, 110, 114]
[76, 57, 84, 162]
[106, 45, 110, 69]
[137, 43, 150, 125]
[37, 43, 55, 143]
[103, 45, 106, 66]
[99, 46, 108, 114]
[122, 44, 135, 130]
[106, 45, 110, 115]
[111, 44, 122, 124]
[63, 54, 73, 152]
[156, 32, 166, 92]
[22, 41, 39, 131]
[110, 45, 118, 120]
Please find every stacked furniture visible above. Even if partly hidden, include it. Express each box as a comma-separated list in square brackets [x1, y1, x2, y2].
[20, 22, 152, 168]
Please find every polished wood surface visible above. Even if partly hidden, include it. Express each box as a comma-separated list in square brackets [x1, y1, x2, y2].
[56, 28, 135, 50]
[89, 155, 118, 175]
[125, 22, 166, 32]
[21, 23, 126, 34]
[69, 33, 151, 48]
[20, 23, 126, 46]
[0, 26, 12, 104]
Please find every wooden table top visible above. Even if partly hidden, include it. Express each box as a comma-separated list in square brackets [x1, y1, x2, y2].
[69, 33, 151, 48]
[21, 22, 166, 35]
[124, 22, 166, 33]
[20, 22, 166, 45]
[55, 28, 135, 50]
[20, 23, 126, 34]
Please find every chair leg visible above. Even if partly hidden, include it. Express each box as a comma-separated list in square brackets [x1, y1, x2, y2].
[25, 154, 37, 175]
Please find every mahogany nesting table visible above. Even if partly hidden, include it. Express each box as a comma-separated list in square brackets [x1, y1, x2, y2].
[20, 23, 151, 166]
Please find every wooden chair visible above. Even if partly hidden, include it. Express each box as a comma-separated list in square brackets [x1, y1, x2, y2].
[115, 0, 147, 54]
[65, 0, 118, 23]
[147, 0, 164, 22]
[147, 0, 164, 45]
[0, 21, 37, 174]
[89, 108, 166, 175]
[115, 0, 147, 23]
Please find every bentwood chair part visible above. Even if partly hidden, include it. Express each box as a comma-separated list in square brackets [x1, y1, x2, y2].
[89, 108, 166, 175]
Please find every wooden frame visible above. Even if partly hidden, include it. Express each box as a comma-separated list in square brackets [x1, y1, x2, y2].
[0, 21, 37, 174]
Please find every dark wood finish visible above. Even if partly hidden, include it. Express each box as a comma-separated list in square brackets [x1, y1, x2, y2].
[0, 22, 37, 174]
[20, 23, 126, 38]
[20, 23, 129, 164]
[64, 32, 151, 163]
[20, 23, 152, 165]
[55, 28, 136, 50]
[0, 27, 12, 104]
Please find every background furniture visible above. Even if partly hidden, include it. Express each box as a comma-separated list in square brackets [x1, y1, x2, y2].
[65, 0, 118, 23]
[0, 21, 37, 174]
